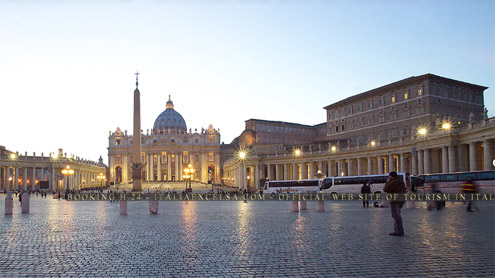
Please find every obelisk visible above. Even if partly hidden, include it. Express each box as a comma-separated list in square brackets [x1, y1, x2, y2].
[132, 72, 143, 192]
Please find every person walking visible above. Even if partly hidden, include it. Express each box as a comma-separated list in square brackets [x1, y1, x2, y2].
[361, 180, 371, 208]
[462, 179, 477, 212]
[383, 172, 406, 236]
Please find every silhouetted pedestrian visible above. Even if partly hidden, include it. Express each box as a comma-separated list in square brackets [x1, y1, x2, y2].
[361, 180, 371, 207]
[383, 172, 406, 236]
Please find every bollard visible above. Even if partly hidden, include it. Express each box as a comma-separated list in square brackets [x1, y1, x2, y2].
[120, 200, 128, 215]
[21, 192, 30, 213]
[5, 192, 13, 215]
[300, 200, 307, 210]
[291, 200, 299, 212]
[317, 200, 325, 212]
[149, 200, 159, 214]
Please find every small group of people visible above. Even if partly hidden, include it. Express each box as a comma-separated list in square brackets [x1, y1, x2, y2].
[383, 172, 481, 237]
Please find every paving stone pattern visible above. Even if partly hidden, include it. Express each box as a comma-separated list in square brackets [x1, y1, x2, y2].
[0, 196, 494, 277]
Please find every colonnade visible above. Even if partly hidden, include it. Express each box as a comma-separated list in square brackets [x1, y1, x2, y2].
[228, 138, 495, 189]
[114, 151, 221, 184]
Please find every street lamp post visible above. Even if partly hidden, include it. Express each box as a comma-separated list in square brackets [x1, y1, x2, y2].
[97, 173, 105, 188]
[61, 165, 75, 193]
[183, 164, 195, 193]
[238, 151, 247, 190]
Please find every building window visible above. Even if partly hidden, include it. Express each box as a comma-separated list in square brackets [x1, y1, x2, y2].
[336, 111, 339, 118]
[208, 152, 214, 162]
[328, 112, 333, 120]
[341, 125, 345, 131]
[183, 151, 189, 163]
[391, 96, 396, 103]
[357, 105, 362, 112]
[379, 97, 383, 106]
[418, 88, 423, 96]
[153, 154, 158, 164]
[161, 152, 167, 164]
[116, 139, 121, 146]
[336, 126, 339, 132]
[404, 92, 408, 100]
[348, 107, 352, 115]
[141, 152, 146, 164]
[417, 104, 424, 114]
[368, 101, 373, 109]
[195, 139, 199, 144]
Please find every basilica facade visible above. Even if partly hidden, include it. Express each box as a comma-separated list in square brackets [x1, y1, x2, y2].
[108, 96, 222, 185]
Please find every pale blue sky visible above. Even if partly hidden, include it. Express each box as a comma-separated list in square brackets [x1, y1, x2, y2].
[1, 0, 494, 164]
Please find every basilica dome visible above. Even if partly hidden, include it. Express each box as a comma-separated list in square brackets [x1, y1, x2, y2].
[153, 96, 187, 132]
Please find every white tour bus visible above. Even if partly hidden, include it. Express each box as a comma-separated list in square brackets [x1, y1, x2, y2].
[415, 170, 495, 194]
[263, 179, 321, 197]
[319, 172, 412, 194]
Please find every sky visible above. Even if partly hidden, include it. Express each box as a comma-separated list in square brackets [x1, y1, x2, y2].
[1, 0, 494, 165]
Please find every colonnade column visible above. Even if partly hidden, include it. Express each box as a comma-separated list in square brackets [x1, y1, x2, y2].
[377, 156, 384, 174]
[400, 153, 406, 173]
[328, 160, 334, 177]
[283, 164, 289, 180]
[174, 154, 179, 180]
[411, 148, 417, 175]
[442, 146, 449, 173]
[418, 150, 424, 175]
[424, 149, 431, 174]
[274, 164, 280, 180]
[292, 163, 298, 180]
[483, 140, 493, 170]
[318, 161, 323, 174]
[469, 142, 478, 171]
[267, 164, 273, 181]
[367, 157, 372, 175]
[357, 158, 362, 175]
[31, 167, 36, 191]
[167, 154, 172, 181]
[51, 167, 56, 191]
[5, 167, 9, 190]
[23, 167, 27, 190]
[14, 167, 19, 191]
[448, 145, 457, 173]
[345, 160, 351, 176]
[388, 155, 394, 173]
[337, 160, 342, 177]
[458, 144, 467, 172]
[150, 153, 154, 181]
[254, 165, 259, 189]
[301, 163, 308, 179]
[157, 154, 161, 181]
[309, 163, 315, 179]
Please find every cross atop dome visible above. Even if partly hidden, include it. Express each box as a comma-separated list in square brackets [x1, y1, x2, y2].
[135, 71, 140, 88]
[166, 94, 174, 109]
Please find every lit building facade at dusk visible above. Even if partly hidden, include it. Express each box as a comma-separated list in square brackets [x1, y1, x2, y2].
[108, 95, 222, 185]
[223, 74, 495, 189]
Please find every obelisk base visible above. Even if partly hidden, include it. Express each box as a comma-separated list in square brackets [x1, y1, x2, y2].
[132, 163, 143, 192]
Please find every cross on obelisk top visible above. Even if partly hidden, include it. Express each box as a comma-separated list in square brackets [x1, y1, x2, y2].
[135, 71, 140, 88]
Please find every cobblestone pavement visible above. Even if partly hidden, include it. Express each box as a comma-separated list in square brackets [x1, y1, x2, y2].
[0, 195, 494, 277]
